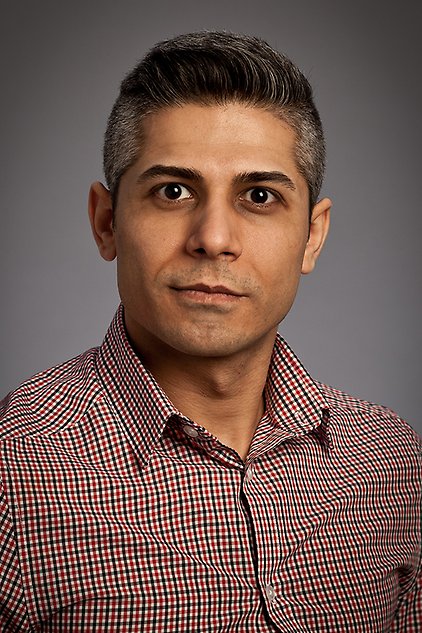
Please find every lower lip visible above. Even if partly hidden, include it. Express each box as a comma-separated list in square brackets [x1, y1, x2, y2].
[173, 289, 243, 304]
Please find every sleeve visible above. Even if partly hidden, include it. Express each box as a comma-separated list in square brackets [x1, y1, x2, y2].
[390, 426, 422, 632]
[0, 478, 30, 632]
[391, 569, 422, 632]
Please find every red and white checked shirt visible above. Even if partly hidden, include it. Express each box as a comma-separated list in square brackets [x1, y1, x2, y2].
[0, 305, 420, 632]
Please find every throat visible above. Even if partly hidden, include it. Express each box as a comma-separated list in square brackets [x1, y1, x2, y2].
[129, 324, 277, 460]
[157, 362, 268, 460]
[195, 395, 265, 460]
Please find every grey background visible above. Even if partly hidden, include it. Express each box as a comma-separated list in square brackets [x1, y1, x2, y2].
[1, 1, 421, 434]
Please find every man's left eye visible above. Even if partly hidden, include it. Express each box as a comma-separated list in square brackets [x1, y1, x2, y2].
[244, 188, 277, 204]
[156, 183, 192, 201]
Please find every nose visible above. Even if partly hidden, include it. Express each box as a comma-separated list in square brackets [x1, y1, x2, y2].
[185, 197, 242, 261]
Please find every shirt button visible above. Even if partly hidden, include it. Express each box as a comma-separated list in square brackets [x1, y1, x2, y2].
[245, 464, 255, 481]
[265, 584, 276, 602]
[183, 425, 199, 438]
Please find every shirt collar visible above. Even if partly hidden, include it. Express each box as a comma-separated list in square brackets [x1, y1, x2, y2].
[265, 334, 332, 448]
[95, 305, 181, 468]
[95, 305, 332, 466]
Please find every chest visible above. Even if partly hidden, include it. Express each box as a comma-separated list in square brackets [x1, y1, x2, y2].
[4, 431, 409, 632]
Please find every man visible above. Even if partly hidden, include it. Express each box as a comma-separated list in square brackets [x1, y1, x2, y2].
[0, 31, 420, 632]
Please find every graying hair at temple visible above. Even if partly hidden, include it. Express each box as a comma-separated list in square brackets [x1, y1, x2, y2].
[103, 31, 326, 211]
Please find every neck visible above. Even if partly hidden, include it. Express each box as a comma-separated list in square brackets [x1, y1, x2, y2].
[131, 331, 277, 461]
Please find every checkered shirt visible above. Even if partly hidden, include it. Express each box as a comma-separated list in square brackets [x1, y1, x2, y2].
[1, 305, 420, 632]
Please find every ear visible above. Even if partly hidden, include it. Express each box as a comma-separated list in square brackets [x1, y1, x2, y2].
[88, 182, 116, 261]
[301, 197, 331, 275]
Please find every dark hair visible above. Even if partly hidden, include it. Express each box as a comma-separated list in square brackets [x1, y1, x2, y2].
[104, 31, 325, 208]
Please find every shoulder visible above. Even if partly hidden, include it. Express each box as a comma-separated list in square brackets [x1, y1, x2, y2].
[317, 381, 421, 458]
[0, 347, 103, 441]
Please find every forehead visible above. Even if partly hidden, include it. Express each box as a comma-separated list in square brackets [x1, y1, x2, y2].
[133, 102, 306, 191]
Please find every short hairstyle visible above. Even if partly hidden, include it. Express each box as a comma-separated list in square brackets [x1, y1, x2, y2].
[104, 31, 326, 209]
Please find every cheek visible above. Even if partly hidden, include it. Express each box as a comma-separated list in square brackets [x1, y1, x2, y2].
[120, 212, 183, 261]
[116, 217, 156, 264]
[115, 229, 151, 297]
[257, 229, 308, 281]
[115, 221, 182, 300]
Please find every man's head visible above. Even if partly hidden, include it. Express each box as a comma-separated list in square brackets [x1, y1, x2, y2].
[103, 31, 325, 210]
[89, 32, 331, 364]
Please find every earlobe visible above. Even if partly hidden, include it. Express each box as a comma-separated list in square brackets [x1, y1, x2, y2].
[301, 197, 331, 275]
[88, 182, 116, 261]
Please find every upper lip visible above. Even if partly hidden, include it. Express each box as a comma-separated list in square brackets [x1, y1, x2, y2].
[173, 283, 244, 296]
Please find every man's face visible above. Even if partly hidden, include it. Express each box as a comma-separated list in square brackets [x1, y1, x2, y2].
[90, 103, 330, 360]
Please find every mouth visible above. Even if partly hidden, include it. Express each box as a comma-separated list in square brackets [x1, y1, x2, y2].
[173, 283, 244, 296]
[171, 283, 246, 305]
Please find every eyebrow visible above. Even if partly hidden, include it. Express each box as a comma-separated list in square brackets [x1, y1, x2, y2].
[234, 171, 296, 191]
[136, 165, 202, 184]
[136, 164, 296, 191]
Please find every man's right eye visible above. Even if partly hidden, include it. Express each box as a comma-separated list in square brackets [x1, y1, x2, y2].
[155, 183, 192, 201]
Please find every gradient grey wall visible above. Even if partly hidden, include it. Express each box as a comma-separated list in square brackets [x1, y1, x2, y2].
[1, 1, 421, 434]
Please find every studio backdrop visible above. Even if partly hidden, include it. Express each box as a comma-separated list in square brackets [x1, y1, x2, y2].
[1, 0, 420, 433]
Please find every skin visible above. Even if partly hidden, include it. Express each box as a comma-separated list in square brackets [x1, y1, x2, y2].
[89, 103, 331, 460]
